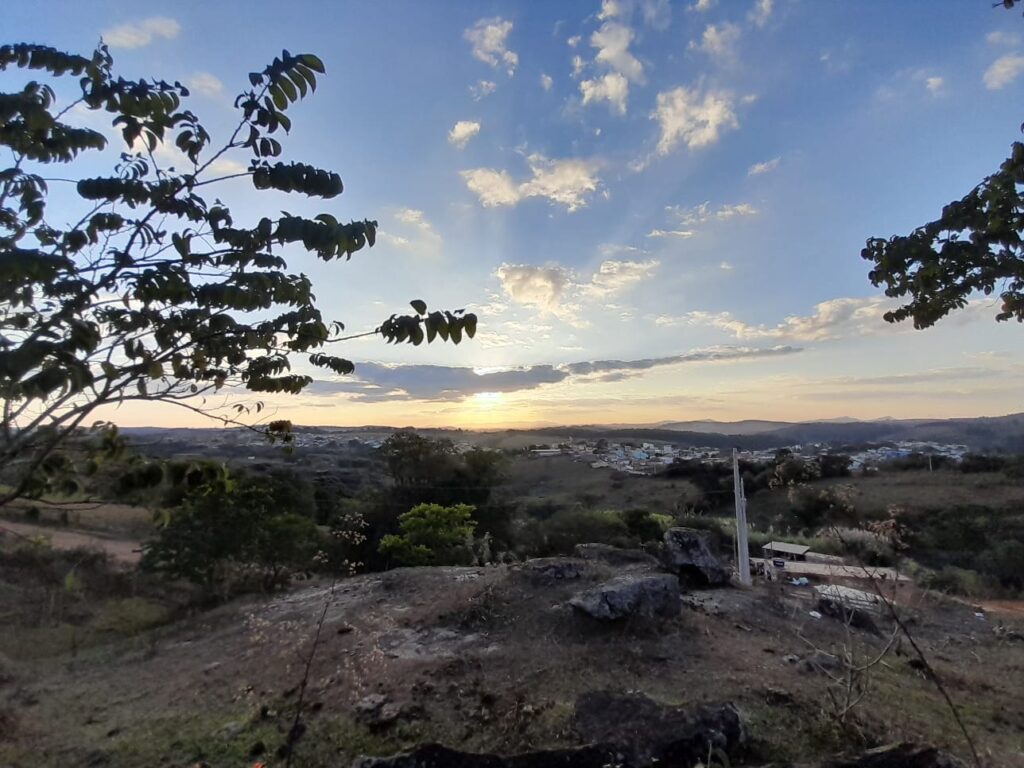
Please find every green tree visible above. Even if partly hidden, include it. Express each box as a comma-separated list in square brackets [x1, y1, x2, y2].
[862, 4, 1024, 328]
[378, 502, 477, 567]
[0, 43, 476, 509]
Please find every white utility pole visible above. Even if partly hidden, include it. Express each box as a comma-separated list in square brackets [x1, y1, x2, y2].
[732, 448, 752, 586]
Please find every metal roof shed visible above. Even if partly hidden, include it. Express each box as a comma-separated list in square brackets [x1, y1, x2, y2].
[763, 541, 811, 558]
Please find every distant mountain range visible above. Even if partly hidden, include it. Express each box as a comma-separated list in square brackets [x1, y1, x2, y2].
[528, 412, 1024, 453]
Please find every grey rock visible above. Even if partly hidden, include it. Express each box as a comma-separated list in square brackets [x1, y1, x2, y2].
[821, 742, 968, 768]
[662, 528, 730, 586]
[355, 694, 402, 730]
[216, 720, 246, 739]
[569, 574, 680, 621]
[521, 557, 584, 581]
[573, 543, 660, 569]
[574, 691, 745, 767]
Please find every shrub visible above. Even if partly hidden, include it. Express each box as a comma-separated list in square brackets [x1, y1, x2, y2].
[620, 508, 664, 543]
[378, 503, 477, 567]
[528, 508, 632, 556]
[920, 566, 986, 597]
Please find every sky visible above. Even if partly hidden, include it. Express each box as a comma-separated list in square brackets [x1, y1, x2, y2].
[6, 0, 1024, 429]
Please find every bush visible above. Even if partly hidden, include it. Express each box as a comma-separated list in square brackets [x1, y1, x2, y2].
[378, 503, 477, 567]
[920, 566, 986, 597]
[523, 508, 633, 557]
[620, 508, 664, 543]
[141, 480, 325, 592]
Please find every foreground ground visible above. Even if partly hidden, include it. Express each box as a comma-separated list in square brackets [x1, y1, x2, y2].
[1, 554, 1022, 767]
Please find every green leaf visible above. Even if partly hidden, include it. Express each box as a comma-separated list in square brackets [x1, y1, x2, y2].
[299, 54, 325, 73]
[410, 299, 427, 315]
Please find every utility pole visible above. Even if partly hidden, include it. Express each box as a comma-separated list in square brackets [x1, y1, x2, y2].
[732, 448, 752, 586]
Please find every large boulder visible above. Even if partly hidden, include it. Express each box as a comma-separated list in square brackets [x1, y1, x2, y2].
[569, 574, 680, 621]
[574, 691, 745, 766]
[573, 543, 660, 570]
[662, 528, 730, 586]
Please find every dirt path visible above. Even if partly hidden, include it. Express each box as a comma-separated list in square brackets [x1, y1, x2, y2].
[0, 519, 142, 565]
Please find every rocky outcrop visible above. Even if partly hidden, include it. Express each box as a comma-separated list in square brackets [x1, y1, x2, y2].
[353, 693, 744, 768]
[819, 742, 967, 768]
[574, 691, 745, 767]
[573, 543, 660, 570]
[352, 743, 625, 768]
[662, 528, 730, 586]
[520, 557, 584, 581]
[569, 574, 680, 621]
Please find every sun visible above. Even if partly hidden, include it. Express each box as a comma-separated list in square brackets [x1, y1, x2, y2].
[470, 391, 504, 408]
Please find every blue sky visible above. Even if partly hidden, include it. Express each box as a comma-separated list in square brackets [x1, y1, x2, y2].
[7, 1, 1024, 427]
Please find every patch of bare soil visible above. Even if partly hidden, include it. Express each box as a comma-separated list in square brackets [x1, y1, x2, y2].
[1, 561, 1022, 767]
[0, 520, 142, 565]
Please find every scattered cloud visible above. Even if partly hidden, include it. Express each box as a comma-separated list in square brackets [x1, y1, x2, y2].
[646, 228, 695, 239]
[567, 35, 582, 48]
[659, 296, 898, 342]
[924, 76, 944, 95]
[495, 264, 571, 313]
[462, 154, 602, 212]
[208, 158, 247, 175]
[580, 72, 630, 114]
[688, 0, 716, 11]
[651, 85, 739, 155]
[690, 23, 741, 63]
[572, 55, 586, 78]
[986, 30, 1021, 47]
[448, 120, 481, 148]
[581, 259, 660, 297]
[748, 157, 780, 175]
[102, 17, 180, 48]
[380, 208, 442, 254]
[719, 261, 734, 270]
[541, 73, 554, 91]
[465, 17, 519, 76]
[748, 0, 774, 28]
[591, 21, 645, 83]
[308, 344, 801, 402]
[598, 0, 623, 20]
[984, 54, 1024, 89]
[664, 201, 758, 228]
[496, 258, 658, 319]
[470, 80, 498, 100]
[188, 73, 223, 98]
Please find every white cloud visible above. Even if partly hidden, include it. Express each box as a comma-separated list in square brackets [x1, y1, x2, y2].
[448, 120, 481, 148]
[749, 0, 774, 27]
[925, 76, 944, 95]
[690, 23, 741, 62]
[541, 73, 554, 91]
[661, 200, 758, 230]
[688, 0, 716, 11]
[496, 258, 659, 320]
[470, 80, 498, 100]
[188, 73, 223, 98]
[572, 55, 586, 78]
[591, 21, 645, 82]
[651, 86, 739, 154]
[598, 0, 623, 20]
[568, 35, 582, 48]
[984, 54, 1024, 89]
[465, 17, 519, 76]
[664, 296, 897, 342]
[582, 259, 660, 297]
[748, 157, 780, 175]
[208, 158, 247, 175]
[986, 30, 1021, 47]
[461, 168, 522, 207]
[646, 228, 695, 239]
[580, 72, 630, 115]
[495, 264, 571, 312]
[462, 154, 602, 212]
[719, 261, 734, 270]
[381, 208, 442, 254]
[103, 17, 180, 48]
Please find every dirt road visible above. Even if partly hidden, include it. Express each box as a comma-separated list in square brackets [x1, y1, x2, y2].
[0, 519, 142, 565]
